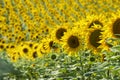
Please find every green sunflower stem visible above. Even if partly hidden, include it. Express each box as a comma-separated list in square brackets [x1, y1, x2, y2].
[79, 51, 85, 80]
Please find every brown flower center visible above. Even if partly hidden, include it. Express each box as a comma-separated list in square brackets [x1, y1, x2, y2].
[33, 51, 37, 58]
[0, 44, 4, 49]
[29, 43, 33, 48]
[67, 36, 79, 48]
[89, 29, 101, 48]
[23, 48, 28, 53]
[56, 28, 67, 40]
[49, 41, 53, 48]
[113, 18, 120, 38]
[89, 20, 103, 28]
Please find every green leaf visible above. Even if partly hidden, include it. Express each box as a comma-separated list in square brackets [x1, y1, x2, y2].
[0, 58, 20, 76]
[110, 45, 120, 53]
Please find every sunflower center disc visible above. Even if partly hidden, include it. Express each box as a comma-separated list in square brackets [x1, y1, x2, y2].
[89, 29, 101, 48]
[67, 36, 79, 48]
[23, 48, 28, 53]
[49, 41, 53, 47]
[56, 28, 67, 40]
[89, 20, 103, 28]
[33, 51, 37, 58]
[29, 43, 33, 48]
[0, 45, 4, 49]
[113, 18, 120, 38]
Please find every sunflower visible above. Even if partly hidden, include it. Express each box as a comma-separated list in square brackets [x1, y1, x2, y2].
[39, 25, 52, 35]
[5, 43, 17, 51]
[5, 33, 16, 43]
[40, 36, 60, 54]
[84, 14, 106, 29]
[22, 41, 39, 50]
[61, 29, 83, 56]
[32, 51, 38, 58]
[51, 24, 70, 43]
[29, 42, 43, 59]
[6, 43, 16, 53]
[18, 43, 32, 59]
[99, 11, 120, 51]
[10, 52, 20, 62]
[106, 12, 120, 38]
[29, 49, 41, 60]
[17, 41, 42, 59]
[22, 42, 43, 59]
[14, 32, 26, 44]
[0, 43, 7, 52]
[36, 44, 46, 56]
[84, 25, 103, 54]
[6, 43, 21, 62]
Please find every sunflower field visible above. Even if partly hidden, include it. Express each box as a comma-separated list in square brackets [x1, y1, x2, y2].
[1, 0, 120, 80]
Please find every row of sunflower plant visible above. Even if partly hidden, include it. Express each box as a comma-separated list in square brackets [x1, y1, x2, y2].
[1, 39, 120, 80]
[1, 0, 120, 79]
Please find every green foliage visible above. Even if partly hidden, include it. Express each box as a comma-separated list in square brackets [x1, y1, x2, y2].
[1, 43, 120, 79]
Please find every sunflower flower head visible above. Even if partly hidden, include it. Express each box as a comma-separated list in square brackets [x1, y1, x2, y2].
[84, 14, 107, 30]
[99, 10, 120, 51]
[61, 28, 83, 56]
[84, 25, 103, 54]
[51, 24, 70, 43]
